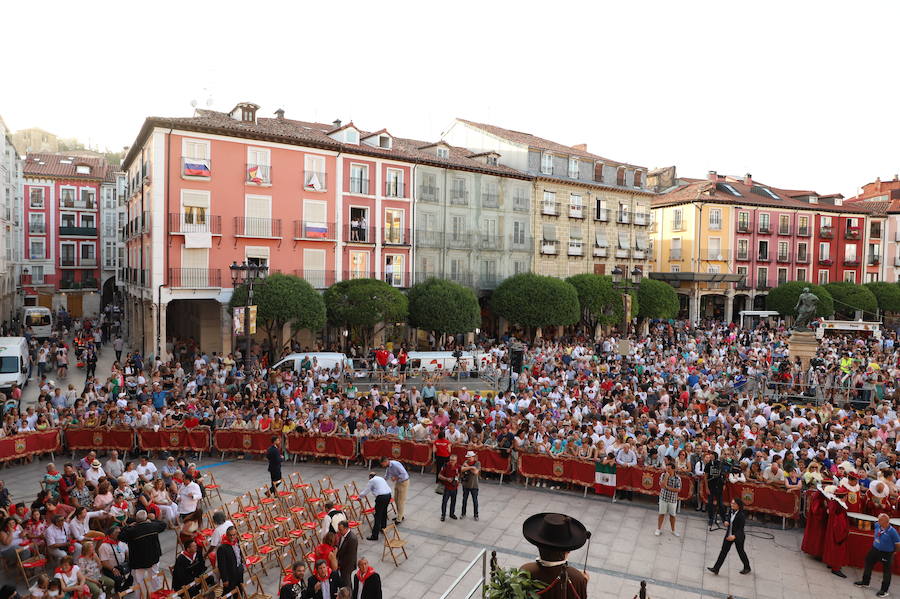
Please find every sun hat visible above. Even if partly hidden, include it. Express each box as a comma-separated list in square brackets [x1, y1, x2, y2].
[522, 513, 588, 552]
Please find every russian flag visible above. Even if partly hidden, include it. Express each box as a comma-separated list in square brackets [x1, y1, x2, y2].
[305, 223, 329, 238]
[183, 161, 210, 177]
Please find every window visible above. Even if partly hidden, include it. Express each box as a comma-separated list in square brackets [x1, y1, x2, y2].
[670, 265, 680, 273]
[709, 208, 722, 230]
[798, 216, 810, 235]
[569, 194, 583, 218]
[303, 248, 327, 288]
[436, 147, 449, 159]
[866, 272, 879, 283]
[80, 214, 95, 229]
[81, 243, 95, 261]
[672, 208, 683, 230]
[779, 214, 790, 234]
[349, 251, 368, 278]
[737, 239, 749, 259]
[796, 268, 807, 281]
[349, 207, 370, 242]
[818, 270, 829, 285]
[737, 211, 750, 231]
[384, 209, 404, 244]
[819, 241, 830, 259]
[514, 261, 527, 274]
[76, 165, 91, 175]
[821, 215, 832, 228]
[104, 241, 116, 267]
[302, 200, 329, 239]
[346, 129, 359, 144]
[80, 188, 96, 208]
[451, 178, 467, 203]
[512, 221, 527, 245]
[777, 241, 788, 261]
[797, 242, 808, 262]
[385, 168, 404, 198]
[670, 238, 682, 260]
[60, 187, 75, 207]
[736, 266, 748, 284]
[568, 158, 578, 179]
[634, 171, 643, 188]
[758, 240, 769, 260]
[450, 216, 466, 242]
[845, 244, 858, 262]
[180, 248, 210, 286]
[245, 246, 269, 270]
[616, 168, 625, 186]
[29, 188, 44, 209]
[844, 271, 856, 283]
[777, 268, 788, 285]
[181, 190, 210, 232]
[31, 266, 43, 284]
[379, 135, 391, 149]
[718, 183, 742, 197]
[350, 164, 369, 194]
[304, 155, 327, 191]
[541, 153, 553, 174]
[594, 163, 605, 182]
[246, 148, 271, 184]
[29, 239, 44, 260]
[757, 267, 768, 287]
[487, 155, 498, 166]
[384, 255, 404, 286]
[568, 227, 583, 255]
[542, 191, 557, 215]
[60, 213, 76, 228]
[707, 237, 721, 260]
[29, 213, 45, 234]
[244, 195, 273, 237]
[182, 139, 211, 177]
[758, 213, 770, 232]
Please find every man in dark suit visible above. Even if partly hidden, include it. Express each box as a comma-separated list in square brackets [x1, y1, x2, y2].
[266, 435, 283, 495]
[335, 520, 359, 588]
[278, 561, 308, 599]
[351, 557, 382, 599]
[305, 559, 342, 599]
[707, 498, 751, 575]
[216, 526, 245, 596]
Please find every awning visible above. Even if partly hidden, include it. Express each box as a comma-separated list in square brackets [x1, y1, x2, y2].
[635, 233, 649, 251]
[543, 224, 557, 241]
[569, 226, 582, 239]
[595, 231, 608, 247]
[617, 232, 629, 250]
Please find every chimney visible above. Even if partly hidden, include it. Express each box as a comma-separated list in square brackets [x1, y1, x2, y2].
[894, 174, 898, 182]
[274, 108, 285, 120]
[707, 170, 718, 181]
[744, 173, 752, 185]
[572, 144, 588, 151]
[332, 119, 342, 129]
[876, 176, 882, 192]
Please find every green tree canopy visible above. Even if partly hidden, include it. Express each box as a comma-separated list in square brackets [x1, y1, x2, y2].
[565, 274, 635, 330]
[229, 273, 326, 354]
[636, 278, 678, 319]
[824, 282, 878, 319]
[323, 278, 408, 350]
[765, 281, 834, 317]
[491, 273, 579, 330]
[407, 278, 480, 335]
[864, 281, 900, 313]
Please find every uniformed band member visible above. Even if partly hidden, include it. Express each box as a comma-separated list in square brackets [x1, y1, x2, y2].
[520, 513, 589, 599]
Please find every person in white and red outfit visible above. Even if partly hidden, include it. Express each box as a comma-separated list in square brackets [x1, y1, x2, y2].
[351, 557, 382, 599]
[305, 559, 341, 599]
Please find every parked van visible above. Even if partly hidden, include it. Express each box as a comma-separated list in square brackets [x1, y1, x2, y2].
[271, 352, 352, 373]
[0, 337, 29, 391]
[21, 306, 52, 339]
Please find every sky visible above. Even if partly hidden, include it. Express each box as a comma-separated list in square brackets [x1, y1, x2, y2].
[3, 0, 899, 198]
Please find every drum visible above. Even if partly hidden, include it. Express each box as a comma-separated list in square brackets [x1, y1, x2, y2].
[848, 511, 878, 531]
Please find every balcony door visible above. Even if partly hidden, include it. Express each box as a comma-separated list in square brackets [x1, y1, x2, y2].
[245, 195, 272, 237]
[182, 248, 209, 287]
[303, 248, 327, 288]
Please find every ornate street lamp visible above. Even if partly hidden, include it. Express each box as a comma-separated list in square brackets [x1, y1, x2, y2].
[611, 266, 643, 333]
[230, 260, 268, 366]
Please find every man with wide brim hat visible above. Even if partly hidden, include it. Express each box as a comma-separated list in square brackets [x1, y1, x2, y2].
[519, 513, 589, 599]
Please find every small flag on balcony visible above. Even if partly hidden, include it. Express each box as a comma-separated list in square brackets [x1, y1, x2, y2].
[305, 223, 329, 238]
[247, 165, 263, 184]
[183, 161, 210, 177]
[595, 463, 616, 496]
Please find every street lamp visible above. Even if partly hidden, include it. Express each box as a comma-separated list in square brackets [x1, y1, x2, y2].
[611, 266, 643, 334]
[230, 260, 268, 367]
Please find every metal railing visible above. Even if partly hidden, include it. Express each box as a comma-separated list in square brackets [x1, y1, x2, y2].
[703, 249, 730, 260]
[384, 181, 405, 198]
[845, 228, 861, 240]
[508, 235, 533, 251]
[345, 224, 376, 243]
[350, 178, 370, 195]
[633, 212, 652, 226]
[246, 163, 271, 184]
[481, 192, 499, 208]
[438, 548, 491, 599]
[512, 197, 529, 212]
[234, 216, 282, 237]
[736, 252, 750, 261]
[540, 240, 559, 254]
[797, 226, 811, 237]
[29, 223, 46, 234]
[59, 196, 96, 210]
[593, 246, 608, 257]
[294, 269, 335, 289]
[478, 234, 504, 250]
[568, 242, 584, 256]
[820, 227, 833, 239]
[616, 211, 630, 224]
[343, 269, 374, 281]
[59, 226, 97, 236]
[778, 226, 792, 236]
[294, 220, 335, 240]
[447, 233, 471, 248]
[303, 170, 327, 191]
[416, 230, 443, 248]
[737, 223, 751, 233]
[777, 252, 792, 263]
[169, 213, 222, 234]
[383, 228, 410, 245]
[568, 204, 584, 218]
[843, 258, 861, 266]
[450, 189, 469, 205]
[169, 268, 222, 288]
[669, 250, 682, 260]
[418, 185, 439, 202]
[796, 252, 810, 263]
[541, 202, 559, 216]
[758, 225, 771, 234]
[594, 207, 610, 221]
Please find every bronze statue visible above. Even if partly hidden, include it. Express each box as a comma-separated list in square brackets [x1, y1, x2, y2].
[793, 287, 819, 331]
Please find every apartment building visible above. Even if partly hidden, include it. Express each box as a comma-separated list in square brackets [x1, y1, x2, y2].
[845, 176, 897, 282]
[0, 116, 22, 322]
[442, 119, 653, 280]
[22, 153, 108, 317]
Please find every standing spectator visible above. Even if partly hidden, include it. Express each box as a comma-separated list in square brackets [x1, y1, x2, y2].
[854, 512, 900, 597]
[85, 345, 98, 379]
[655, 460, 681, 537]
[705, 451, 727, 530]
[306, 559, 341, 599]
[335, 520, 358, 588]
[113, 335, 124, 363]
[460, 451, 481, 521]
[439, 454, 461, 522]
[278, 561, 308, 599]
[176, 474, 202, 520]
[359, 473, 391, 541]
[615, 440, 637, 501]
[708, 498, 751, 576]
[266, 435, 283, 495]
[216, 526, 245, 597]
[380, 457, 409, 524]
[351, 557, 382, 599]
[433, 431, 451, 483]
[119, 510, 167, 599]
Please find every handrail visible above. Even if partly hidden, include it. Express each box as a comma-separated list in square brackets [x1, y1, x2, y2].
[439, 548, 489, 599]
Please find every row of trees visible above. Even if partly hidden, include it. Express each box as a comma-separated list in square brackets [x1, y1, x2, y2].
[765, 280, 900, 319]
[230, 272, 682, 350]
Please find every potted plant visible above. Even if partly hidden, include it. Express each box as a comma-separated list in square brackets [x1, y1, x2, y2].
[484, 567, 547, 599]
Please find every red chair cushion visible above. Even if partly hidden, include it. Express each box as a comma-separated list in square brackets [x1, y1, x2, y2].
[23, 557, 47, 568]
[260, 498, 276, 504]
[244, 505, 260, 512]
[231, 512, 246, 519]
[246, 555, 262, 565]
[274, 516, 289, 522]
[259, 545, 275, 554]
[289, 506, 304, 513]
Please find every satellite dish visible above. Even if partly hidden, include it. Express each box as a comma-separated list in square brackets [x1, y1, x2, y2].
[190, 99, 197, 108]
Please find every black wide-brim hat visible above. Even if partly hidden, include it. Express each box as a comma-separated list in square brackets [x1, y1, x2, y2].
[523, 513, 588, 552]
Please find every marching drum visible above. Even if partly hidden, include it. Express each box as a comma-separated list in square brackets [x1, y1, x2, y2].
[848, 511, 878, 531]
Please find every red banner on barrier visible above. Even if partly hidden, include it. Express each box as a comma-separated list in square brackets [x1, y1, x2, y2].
[0, 429, 61, 463]
[449, 445, 512, 475]
[65, 427, 134, 452]
[698, 479, 801, 519]
[518, 453, 596, 487]
[616, 466, 695, 501]
[360, 438, 432, 466]
[138, 428, 211, 452]
[213, 430, 272, 454]
[285, 434, 357, 460]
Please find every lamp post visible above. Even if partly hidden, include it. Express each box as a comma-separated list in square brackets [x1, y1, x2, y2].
[611, 266, 643, 334]
[229, 260, 268, 367]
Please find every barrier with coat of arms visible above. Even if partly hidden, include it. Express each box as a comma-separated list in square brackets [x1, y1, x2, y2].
[64, 427, 135, 452]
[360, 438, 433, 466]
[448, 445, 513, 475]
[213, 429, 272, 454]
[517, 453, 596, 488]
[699, 478, 801, 519]
[0, 429, 61, 463]
[615, 466, 695, 501]
[138, 427, 211, 452]
[284, 433, 357, 460]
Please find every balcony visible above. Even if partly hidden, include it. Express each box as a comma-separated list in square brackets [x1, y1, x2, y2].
[844, 228, 861, 240]
[616, 211, 630, 224]
[344, 224, 376, 244]
[669, 250, 682, 260]
[447, 232, 471, 249]
[540, 240, 559, 255]
[797, 226, 811, 237]
[478, 234, 504, 250]
[350, 178, 370, 195]
[383, 228, 410, 246]
[736, 282, 751, 290]
[181, 157, 211, 178]
[615, 248, 630, 258]
[168, 213, 222, 235]
[568, 204, 584, 219]
[343, 269, 375, 281]
[59, 226, 97, 237]
[234, 217, 282, 238]
[758, 225, 771, 234]
[294, 220, 336, 241]
[418, 185, 439, 202]
[593, 246, 608, 258]
[703, 249, 730, 261]
[449, 190, 469, 205]
[737, 223, 751, 233]
[757, 253, 771, 262]
[124, 267, 148, 287]
[59, 196, 96, 210]
[295, 269, 336, 289]
[541, 202, 560, 216]
[416, 230, 443, 248]
[633, 249, 647, 260]
[594, 207, 610, 222]
[303, 171, 327, 192]
[482, 192, 499, 208]
[168, 268, 221, 288]
[447, 272, 475, 287]
[384, 181, 405, 198]
[246, 163, 271, 185]
[633, 212, 652, 226]
[778, 226, 792, 236]
[736, 253, 750, 261]
[756, 282, 771, 291]
[508, 235, 533, 252]
[568, 242, 584, 256]
[843, 258, 861, 267]
[868, 255, 881, 266]
[818, 258, 833, 266]
[79, 257, 97, 267]
[777, 253, 791, 263]
[820, 227, 833, 239]
[29, 223, 46, 234]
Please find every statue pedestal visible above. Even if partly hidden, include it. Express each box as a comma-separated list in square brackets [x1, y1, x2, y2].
[788, 331, 818, 369]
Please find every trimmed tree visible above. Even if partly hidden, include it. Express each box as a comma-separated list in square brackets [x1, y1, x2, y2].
[565, 274, 634, 331]
[324, 278, 409, 350]
[765, 281, 834, 318]
[229, 273, 326, 355]
[864, 281, 900, 314]
[407, 278, 480, 336]
[636, 278, 678, 319]
[824, 281, 878, 320]
[491, 273, 579, 335]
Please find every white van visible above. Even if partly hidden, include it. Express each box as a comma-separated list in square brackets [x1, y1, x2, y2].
[0, 337, 29, 391]
[271, 352, 352, 373]
[22, 306, 52, 339]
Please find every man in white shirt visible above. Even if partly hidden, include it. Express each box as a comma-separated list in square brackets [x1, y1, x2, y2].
[45, 514, 79, 562]
[135, 457, 158, 483]
[177, 473, 203, 517]
[208, 511, 234, 549]
[85, 460, 106, 486]
[105, 450, 125, 479]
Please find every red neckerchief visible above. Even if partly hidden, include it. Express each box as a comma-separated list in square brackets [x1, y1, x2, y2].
[102, 536, 118, 545]
[181, 550, 196, 561]
[356, 566, 376, 583]
[220, 536, 238, 546]
[282, 573, 301, 585]
[47, 469, 59, 476]
[313, 567, 333, 582]
[55, 565, 72, 575]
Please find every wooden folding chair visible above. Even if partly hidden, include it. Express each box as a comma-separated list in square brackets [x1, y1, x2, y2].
[144, 568, 176, 599]
[241, 538, 268, 578]
[15, 547, 48, 586]
[202, 471, 225, 506]
[381, 523, 408, 566]
[246, 575, 273, 599]
[255, 533, 290, 574]
[317, 476, 340, 499]
[341, 501, 364, 538]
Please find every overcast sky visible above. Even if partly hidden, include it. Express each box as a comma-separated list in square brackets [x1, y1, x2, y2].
[3, 0, 897, 197]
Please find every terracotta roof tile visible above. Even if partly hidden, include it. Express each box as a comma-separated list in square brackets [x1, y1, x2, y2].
[23, 153, 109, 180]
